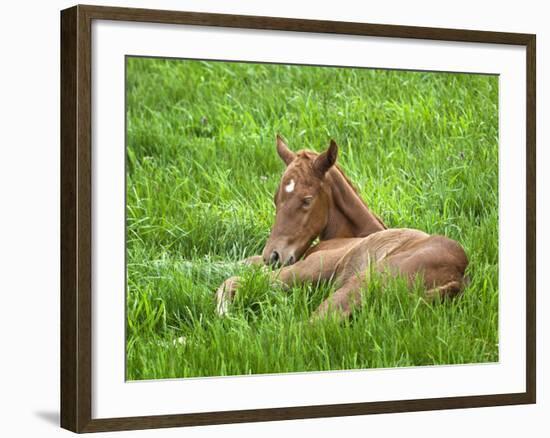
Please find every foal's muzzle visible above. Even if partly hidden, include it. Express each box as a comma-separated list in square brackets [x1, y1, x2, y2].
[266, 250, 296, 268]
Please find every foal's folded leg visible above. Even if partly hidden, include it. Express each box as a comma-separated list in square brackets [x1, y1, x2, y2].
[238, 255, 264, 266]
[272, 258, 336, 289]
[215, 259, 327, 316]
[311, 275, 365, 321]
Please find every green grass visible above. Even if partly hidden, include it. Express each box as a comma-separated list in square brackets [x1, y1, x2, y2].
[126, 57, 499, 380]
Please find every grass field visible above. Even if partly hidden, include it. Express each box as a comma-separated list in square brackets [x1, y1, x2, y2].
[126, 57, 499, 380]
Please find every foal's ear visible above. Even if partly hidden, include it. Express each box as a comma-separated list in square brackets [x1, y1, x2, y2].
[314, 140, 338, 176]
[276, 134, 296, 166]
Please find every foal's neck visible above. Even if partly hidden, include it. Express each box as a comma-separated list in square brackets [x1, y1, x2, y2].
[321, 167, 386, 240]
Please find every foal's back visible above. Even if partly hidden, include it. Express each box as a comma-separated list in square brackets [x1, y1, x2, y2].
[301, 228, 468, 297]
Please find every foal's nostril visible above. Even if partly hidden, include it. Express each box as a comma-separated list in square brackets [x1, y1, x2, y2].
[287, 255, 296, 265]
[269, 251, 280, 265]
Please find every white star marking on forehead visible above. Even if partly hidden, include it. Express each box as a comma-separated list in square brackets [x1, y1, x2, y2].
[285, 179, 295, 193]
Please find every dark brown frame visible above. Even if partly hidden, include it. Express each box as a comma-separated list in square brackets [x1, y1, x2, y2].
[61, 4, 536, 433]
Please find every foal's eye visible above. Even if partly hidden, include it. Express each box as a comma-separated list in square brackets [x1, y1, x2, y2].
[302, 196, 313, 207]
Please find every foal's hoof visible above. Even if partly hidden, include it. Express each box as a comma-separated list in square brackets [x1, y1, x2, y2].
[215, 276, 240, 317]
[215, 284, 230, 316]
[216, 295, 230, 316]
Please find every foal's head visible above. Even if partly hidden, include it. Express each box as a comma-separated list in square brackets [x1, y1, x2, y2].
[262, 135, 338, 267]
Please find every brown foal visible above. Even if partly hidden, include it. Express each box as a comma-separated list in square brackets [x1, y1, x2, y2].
[215, 135, 469, 319]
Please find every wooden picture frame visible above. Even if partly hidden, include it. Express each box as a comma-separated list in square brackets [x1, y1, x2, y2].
[60, 4, 536, 433]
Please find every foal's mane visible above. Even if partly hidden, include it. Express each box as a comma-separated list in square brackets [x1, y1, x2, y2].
[298, 150, 387, 230]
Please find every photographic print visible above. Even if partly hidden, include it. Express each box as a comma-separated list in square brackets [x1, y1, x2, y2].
[125, 57, 499, 380]
[61, 6, 535, 431]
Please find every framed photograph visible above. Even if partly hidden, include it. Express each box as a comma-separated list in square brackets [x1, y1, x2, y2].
[60, 4, 536, 433]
